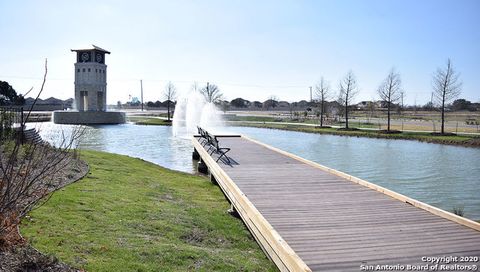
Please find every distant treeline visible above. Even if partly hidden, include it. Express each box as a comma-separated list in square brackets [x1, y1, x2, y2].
[136, 97, 479, 112]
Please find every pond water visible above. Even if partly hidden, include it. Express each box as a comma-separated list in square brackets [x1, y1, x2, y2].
[31, 122, 480, 221]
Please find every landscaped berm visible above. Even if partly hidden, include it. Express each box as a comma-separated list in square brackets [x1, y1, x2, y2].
[19, 150, 276, 271]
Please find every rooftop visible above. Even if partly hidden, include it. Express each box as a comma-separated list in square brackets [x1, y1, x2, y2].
[71, 44, 110, 54]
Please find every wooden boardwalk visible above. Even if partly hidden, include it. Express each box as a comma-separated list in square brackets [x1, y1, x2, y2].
[192, 135, 480, 272]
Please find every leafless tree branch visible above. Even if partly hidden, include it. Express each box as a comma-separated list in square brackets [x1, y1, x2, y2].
[432, 59, 462, 134]
[23, 59, 47, 126]
[0, 60, 86, 251]
[377, 68, 402, 131]
[315, 77, 330, 127]
[338, 71, 359, 129]
[200, 82, 223, 103]
[163, 81, 177, 121]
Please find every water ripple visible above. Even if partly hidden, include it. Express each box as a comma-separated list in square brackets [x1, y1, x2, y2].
[31, 123, 480, 221]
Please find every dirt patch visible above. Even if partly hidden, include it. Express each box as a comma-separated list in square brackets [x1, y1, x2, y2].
[0, 245, 81, 272]
[0, 155, 88, 271]
[181, 227, 207, 245]
[464, 138, 480, 147]
[439, 137, 480, 147]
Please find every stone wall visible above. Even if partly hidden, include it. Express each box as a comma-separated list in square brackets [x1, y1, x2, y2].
[53, 111, 125, 124]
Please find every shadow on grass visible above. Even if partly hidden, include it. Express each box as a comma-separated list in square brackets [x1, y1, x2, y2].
[337, 127, 360, 131]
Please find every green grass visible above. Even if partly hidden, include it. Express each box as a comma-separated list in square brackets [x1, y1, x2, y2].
[224, 115, 281, 122]
[20, 150, 276, 271]
[333, 121, 378, 129]
[235, 122, 479, 147]
[225, 115, 380, 129]
[128, 116, 172, 126]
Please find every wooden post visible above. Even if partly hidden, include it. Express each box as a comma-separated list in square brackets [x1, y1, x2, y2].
[192, 148, 200, 160]
[197, 159, 208, 174]
[210, 173, 218, 185]
[227, 203, 240, 218]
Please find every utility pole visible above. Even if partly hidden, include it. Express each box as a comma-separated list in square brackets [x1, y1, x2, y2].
[309, 86, 312, 102]
[140, 79, 144, 111]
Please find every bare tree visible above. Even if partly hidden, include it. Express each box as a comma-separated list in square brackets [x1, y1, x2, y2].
[288, 102, 295, 119]
[398, 90, 405, 115]
[263, 95, 279, 110]
[338, 71, 359, 129]
[163, 81, 177, 121]
[315, 77, 330, 127]
[0, 127, 84, 249]
[433, 59, 462, 134]
[219, 100, 230, 113]
[191, 81, 199, 92]
[0, 60, 85, 250]
[377, 68, 402, 131]
[366, 100, 377, 123]
[199, 82, 223, 103]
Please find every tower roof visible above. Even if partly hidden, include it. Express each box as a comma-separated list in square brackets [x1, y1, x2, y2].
[71, 44, 110, 54]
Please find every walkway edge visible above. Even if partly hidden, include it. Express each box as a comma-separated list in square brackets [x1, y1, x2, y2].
[242, 135, 480, 232]
[192, 137, 312, 272]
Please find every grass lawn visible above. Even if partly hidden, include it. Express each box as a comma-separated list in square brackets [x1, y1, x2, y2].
[127, 116, 172, 126]
[20, 150, 276, 271]
[224, 115, 281, 122]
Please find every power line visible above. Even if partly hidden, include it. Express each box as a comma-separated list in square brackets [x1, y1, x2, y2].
[0, 75, 305, 87]
[0, 74, 454, 95]
[0, 75, 71, 81]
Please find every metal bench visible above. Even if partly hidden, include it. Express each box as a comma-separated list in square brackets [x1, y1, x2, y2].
[197, 126, 231, 164]
[197, 126, 210, 146]
[208, 134, 231, 164]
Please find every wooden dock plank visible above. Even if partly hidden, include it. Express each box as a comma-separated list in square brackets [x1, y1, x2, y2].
[192, 135, 480, 272]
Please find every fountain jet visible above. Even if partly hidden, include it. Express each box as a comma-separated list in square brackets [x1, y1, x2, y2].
[172, 91, 224, 137]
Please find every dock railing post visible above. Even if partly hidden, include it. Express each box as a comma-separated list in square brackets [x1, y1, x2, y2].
[227, 203, 240, 218]
[209, 173, 217, 185]
[197, 158, 208, 174]
[192, 148, 200, 160]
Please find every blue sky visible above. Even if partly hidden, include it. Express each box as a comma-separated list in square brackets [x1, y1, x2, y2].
[0, 0, 478, 105]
